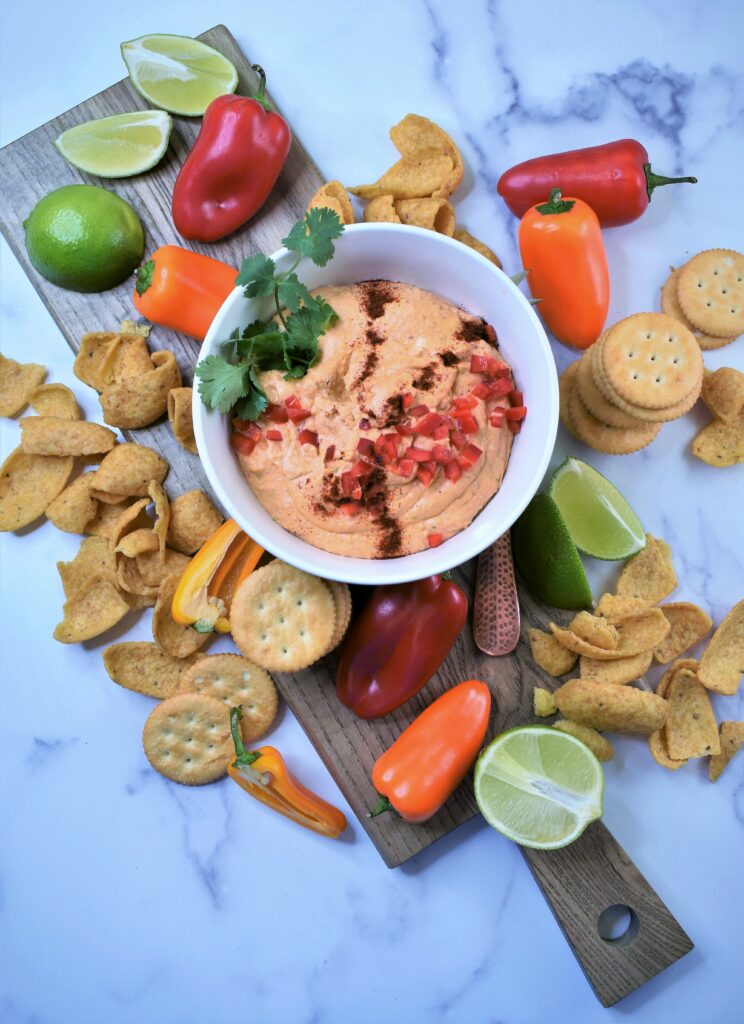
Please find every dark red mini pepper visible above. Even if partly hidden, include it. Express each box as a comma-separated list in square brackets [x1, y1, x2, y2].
[172, 65, 291, 242]
[336, 575, 468, 719]
[497, 139, 697, 227]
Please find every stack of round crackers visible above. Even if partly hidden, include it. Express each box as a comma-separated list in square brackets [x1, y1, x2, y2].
[560, 312, 705, 454]
[660, 249, 744, 350]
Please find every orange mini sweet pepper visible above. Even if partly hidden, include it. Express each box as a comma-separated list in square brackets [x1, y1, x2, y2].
[228, 708, 347, 838]
[171, 518, 263, 633]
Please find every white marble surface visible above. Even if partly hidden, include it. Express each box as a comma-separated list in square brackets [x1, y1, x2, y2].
[1, 2, 743, 1022]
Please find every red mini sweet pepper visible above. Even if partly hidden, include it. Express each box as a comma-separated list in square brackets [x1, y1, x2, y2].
[497, 139, 697, 227]
[172, 65, 292, 242]
[336, 574, 468, 719]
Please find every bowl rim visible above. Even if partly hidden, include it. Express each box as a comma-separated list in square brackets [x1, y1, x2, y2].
[193, 222, 558, 585]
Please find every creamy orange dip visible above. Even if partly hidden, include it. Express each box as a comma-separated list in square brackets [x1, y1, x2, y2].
[232, 280, 519, 558]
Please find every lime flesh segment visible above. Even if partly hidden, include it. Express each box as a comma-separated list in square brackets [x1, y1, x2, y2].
[512, 492, 593, 609]
[474, 726, 604, 849]
[121, 34, 238, 116]
[548, 457, 645, 560]
[55, 111, 172, 178]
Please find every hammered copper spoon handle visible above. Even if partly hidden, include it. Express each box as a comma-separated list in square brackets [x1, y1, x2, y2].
[473, 530, 521, 655]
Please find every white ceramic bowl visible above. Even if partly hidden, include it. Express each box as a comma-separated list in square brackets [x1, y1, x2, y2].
[193, 223, 558, 585]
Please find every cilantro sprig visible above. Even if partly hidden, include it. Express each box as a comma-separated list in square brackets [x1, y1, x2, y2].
[195, 208, 344, 420]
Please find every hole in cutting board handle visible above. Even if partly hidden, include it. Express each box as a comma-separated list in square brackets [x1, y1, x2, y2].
[597, 904, 640, 946]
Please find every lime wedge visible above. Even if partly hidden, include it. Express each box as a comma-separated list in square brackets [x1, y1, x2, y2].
[121, 34, 238, 116]
[54, 111, 172, 178]
[474, 726, 604, 849]
[512, 492, 593, 609]
[548, 457, 645, 560]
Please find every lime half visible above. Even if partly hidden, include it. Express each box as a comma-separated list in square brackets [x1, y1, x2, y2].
[121, 34, 238, 116]
[55, 110, 172, 178]
[474, 726, 604, 849]
[512, 492, 593, 609]
[548, 457, 645, 560]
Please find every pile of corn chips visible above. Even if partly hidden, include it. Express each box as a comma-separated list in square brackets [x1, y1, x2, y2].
[529, 534, 744, 781]
[306, 114, 502, 268]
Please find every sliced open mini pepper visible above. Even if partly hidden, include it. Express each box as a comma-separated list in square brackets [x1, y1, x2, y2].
[228, 708, 347, 838]
[171, 518, 263, 633]
[370, 679, 492, 823]
[337, 574, 468, 719]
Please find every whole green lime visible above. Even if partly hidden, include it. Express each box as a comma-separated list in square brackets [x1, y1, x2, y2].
[23, 184, 145, 292]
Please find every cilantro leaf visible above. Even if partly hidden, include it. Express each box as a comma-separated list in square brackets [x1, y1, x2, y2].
[282, 207, 344, 267]
[277, 272, 313, 313]
[236, 253, 276, 297]
[237, 329, 285, 363]
[233, 366, 268, 420]
[195, 356, 252, 414]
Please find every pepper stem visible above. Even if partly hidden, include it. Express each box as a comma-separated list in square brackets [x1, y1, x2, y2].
[367, 795, 394, 819]
[644, 163, 698, 201]
[535, 188, 576, 216]
[230, 707, 260, 767]
[251, 64, 272, 112]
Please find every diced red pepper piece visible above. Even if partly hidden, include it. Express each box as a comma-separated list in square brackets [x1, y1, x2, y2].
[384, 432, 402, 448]
[231, 433, 256, 456]
[284, 394, 300, 409]
[265, 428, 283, 441]
[427, 533, 444, 548]
[265, 403, 289, 423]
[432, 425, 449, 441]
[357, 437, 375, 457]
[416, 412, 445, 436]
[416, 463, 436, 486]
[489, 408, 505, 427]
[459, 415, 479, 434]
[234, 419, 262, 441]
[444, 460, 462, 482]
[486, 357, 502, 376]
[409, 405, 430, 418]
[460, 442, 483, 465]
[324, 444, 336, 463]
[470, 354, 489, 373]
[431, 444, 453, 464]
[406, 446, 431, 462]
[395, 421, 416, 437]
[451, 430, 467, 450]
[471, 382, 491, 400]
[506, 405, 527, 421]
[350, 460, 372, 479]
[510, 389, 524, 407]
[485, 324, 497, 343]
[286, 406, 311, 423]
[341, 471, 362, 500]
[507, 418, 522, 434]
[487, 378, 513, 399]
[401, 392, 413, 409]
[338, 501, 360, 516]
[298, 429, 319, 447]
[452, 394, 478, 410]
[392, 458, 416, 478]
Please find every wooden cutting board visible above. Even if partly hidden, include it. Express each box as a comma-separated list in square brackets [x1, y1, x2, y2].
[0, 25, 692, 1005]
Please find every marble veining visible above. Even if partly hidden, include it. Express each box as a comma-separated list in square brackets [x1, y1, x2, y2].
[1, 1, 743, 1022]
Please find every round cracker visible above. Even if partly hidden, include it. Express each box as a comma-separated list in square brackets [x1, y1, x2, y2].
[177, 653, 278, 743]
[568, 387, 660, 455]
[152, 572, 211, 659]
[558, 361, 579, 436]
[599, 313, 703, 409]
[677, 249, 744, 338]
[576, 350, 641, 429]
[230, 561, 335, 672]
[590, 341, 700, 423]
[323, 581, 353, 655]
[142, 692, 232, 785]
[660, 268, 736, 350]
